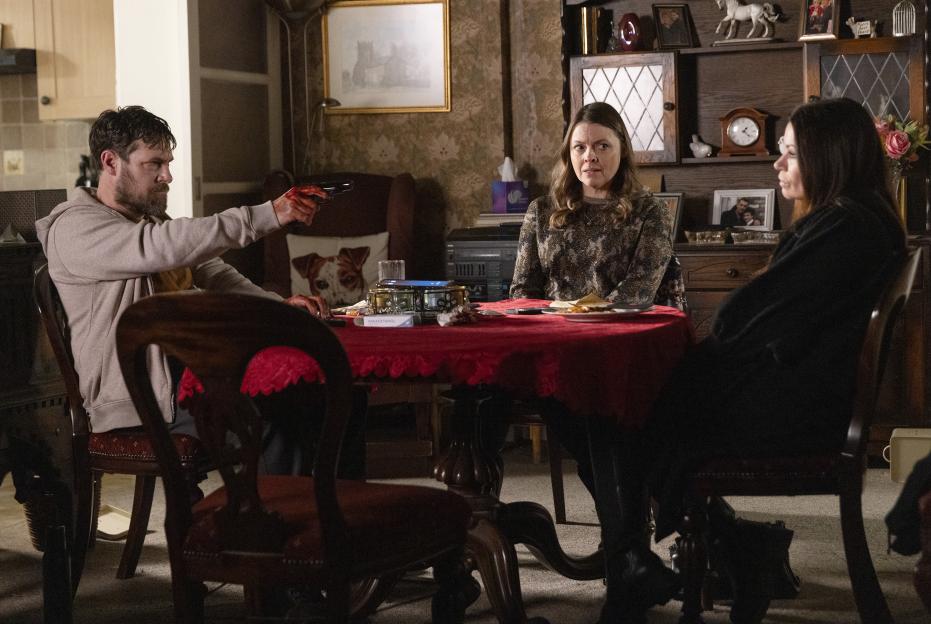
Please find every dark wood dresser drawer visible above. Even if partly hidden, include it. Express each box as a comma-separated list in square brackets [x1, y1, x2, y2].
[679, 251, 770, 290]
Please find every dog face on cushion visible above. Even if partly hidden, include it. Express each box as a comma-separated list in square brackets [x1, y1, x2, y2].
[291, 246, 370, 306]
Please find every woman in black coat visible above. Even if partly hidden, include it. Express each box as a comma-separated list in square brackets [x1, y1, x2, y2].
[599, 98, 906, 624]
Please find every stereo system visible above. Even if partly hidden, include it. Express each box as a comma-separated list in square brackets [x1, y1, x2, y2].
[445, 225, 520, 302]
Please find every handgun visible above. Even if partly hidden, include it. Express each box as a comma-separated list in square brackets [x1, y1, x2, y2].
[317, 180, 354, 195]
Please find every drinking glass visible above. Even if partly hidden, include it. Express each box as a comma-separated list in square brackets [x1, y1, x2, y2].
[378, 259, 406, 282]
[378, 260, 405, 312]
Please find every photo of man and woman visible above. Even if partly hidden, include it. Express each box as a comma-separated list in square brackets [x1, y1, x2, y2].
[712, 190, 775, 229]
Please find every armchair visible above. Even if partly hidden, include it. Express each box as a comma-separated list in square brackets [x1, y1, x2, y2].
[262, 169, 436, 478]
[262, 169, 416, 296]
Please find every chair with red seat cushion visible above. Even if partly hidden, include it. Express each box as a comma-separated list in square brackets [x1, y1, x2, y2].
[674, 248, 921, 624]
[115, 291, 474, 623]
[917, 490, 931, 614]
[33, 264, 210, 586]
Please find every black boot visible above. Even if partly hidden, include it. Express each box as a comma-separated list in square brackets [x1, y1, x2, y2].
[599, 544, 681, 623]
[716, 519, 794, 624]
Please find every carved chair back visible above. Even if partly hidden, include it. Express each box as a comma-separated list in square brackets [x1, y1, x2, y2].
[115, 291, 354, 557]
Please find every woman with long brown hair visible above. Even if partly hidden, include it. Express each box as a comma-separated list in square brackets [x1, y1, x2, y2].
[509, 101, 687, 622]
[606, 97, 906, 624]
[510, 101, 685, 308]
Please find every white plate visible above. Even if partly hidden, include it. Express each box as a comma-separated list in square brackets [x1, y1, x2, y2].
[540, 306, 653, 322]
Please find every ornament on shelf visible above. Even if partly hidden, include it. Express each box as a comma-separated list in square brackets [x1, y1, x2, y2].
[689, 135, 713, 158]
[845, 17, 878, 38]
[892, 0, 916, 36]
[713, 0, 780, 42]
[618, 13, 643, 51]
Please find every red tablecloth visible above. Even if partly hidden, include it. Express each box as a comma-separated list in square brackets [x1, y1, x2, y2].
[178, 299, 694, 427]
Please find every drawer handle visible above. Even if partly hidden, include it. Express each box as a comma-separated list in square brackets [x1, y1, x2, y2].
[726, 268, 739, 278]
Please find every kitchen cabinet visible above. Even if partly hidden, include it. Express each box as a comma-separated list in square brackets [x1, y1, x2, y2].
[0, 0, 36, 48]
[33, 0, 115, 120]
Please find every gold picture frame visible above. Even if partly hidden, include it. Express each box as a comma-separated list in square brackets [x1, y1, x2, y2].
[798, 0, 839, 41]
[322, 0, 450, 114]
[654, 191, 684, 241]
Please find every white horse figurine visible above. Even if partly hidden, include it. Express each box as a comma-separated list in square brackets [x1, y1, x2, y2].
[714, 0, 780, 39]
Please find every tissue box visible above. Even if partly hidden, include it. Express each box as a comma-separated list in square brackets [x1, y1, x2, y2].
[492, 181, 530, 214]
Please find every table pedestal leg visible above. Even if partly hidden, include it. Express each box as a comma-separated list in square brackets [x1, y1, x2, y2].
[433, 388, 602, 623]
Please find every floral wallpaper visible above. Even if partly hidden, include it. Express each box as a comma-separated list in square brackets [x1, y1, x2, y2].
[291, 0, 564, 274]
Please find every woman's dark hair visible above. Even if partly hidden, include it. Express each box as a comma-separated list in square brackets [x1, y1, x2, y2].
[549, 102, 643, 228]
[89, 106, 177, 169]
[789, 97, 897, 222]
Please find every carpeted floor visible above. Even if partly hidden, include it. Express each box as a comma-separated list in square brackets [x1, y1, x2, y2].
[1, 443, 927, 623]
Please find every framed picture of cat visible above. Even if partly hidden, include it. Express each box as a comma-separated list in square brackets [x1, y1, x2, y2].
[322, 0, 450, 113]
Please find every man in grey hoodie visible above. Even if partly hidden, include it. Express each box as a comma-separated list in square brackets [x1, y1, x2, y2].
[35, 106, 365, 476]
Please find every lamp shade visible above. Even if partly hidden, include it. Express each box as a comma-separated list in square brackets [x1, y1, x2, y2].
[263, 0, 328, 24]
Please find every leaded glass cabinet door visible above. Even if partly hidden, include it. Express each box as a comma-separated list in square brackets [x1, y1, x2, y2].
[570, 52, 678, 164]
[803, 36, 925, 122]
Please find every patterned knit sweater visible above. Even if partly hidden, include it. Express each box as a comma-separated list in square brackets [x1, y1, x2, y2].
[509, 193, 685, 308]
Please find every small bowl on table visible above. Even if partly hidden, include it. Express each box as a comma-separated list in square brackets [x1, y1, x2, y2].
[684, 230, 727, 244]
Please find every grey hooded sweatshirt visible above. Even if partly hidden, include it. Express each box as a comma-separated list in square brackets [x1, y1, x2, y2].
[36, 187, 283, 432]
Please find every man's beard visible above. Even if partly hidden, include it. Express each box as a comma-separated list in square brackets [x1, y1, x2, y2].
[114, 168, 169, 217]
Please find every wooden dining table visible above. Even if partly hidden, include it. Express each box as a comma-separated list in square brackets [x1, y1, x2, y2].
[180, 298, 694, 623]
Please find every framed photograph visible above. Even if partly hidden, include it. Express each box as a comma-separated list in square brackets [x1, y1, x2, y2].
[711, 189, 776, 230]
[799, 0, 839, 41]
[654, 192, 684, 241]
[652, 4, 694, 49]
[322, 0, 450, 114]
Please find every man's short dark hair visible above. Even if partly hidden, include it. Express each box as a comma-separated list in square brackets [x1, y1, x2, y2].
[89, 106, 177, 169]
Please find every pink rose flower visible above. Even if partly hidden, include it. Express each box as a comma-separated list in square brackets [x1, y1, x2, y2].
[885, 130, 911, 160]
[875, 118, 891, 137]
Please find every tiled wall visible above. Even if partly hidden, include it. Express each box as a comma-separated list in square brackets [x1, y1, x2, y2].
[0, 74, 90, 191]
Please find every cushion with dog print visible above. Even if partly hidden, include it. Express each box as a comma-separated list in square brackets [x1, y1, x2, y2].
[286, 231, 389, 307]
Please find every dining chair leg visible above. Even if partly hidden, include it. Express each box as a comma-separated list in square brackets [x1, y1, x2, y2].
[432, 548, 480, 624]
[545, 426, 567, 524]
[839, 489, 893, 624]
[326, 580, 352, 624]
[529, 423, 544, 463]
[69, 454, 93, 592]
[172, 577, 206, 624]
[115, 475, 155, 579]
[87, 471, 101, 550]
[677, 506, 708, 624]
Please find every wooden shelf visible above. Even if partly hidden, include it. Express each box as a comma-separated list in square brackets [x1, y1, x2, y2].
[679, 41, 803, 55]
[681, 155, 779, 164]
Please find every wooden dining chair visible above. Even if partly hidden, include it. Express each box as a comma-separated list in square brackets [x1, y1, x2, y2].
[510, 405, 568, 523]
[115, 291, 474, 623]
[33, 264, 209, 585]
[674, 247, 921, 624]
[916, 490, 931, 614]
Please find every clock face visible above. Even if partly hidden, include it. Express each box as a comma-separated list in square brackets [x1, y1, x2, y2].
[727, 116, 761, 147]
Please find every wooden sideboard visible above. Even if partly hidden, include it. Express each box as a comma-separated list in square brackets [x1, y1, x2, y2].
[676, 238, 931, 457]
